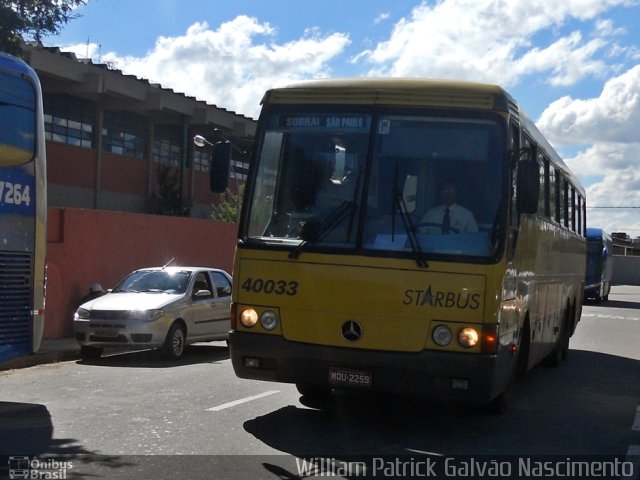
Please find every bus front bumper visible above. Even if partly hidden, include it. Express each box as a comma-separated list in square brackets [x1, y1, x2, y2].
[229, 331, 511, 405]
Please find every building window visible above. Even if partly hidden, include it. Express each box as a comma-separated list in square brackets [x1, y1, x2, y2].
[102, 111, 147, 159]
[153, 125, 182, 167]
[43, 94, 95, 148]
[192, 148, 209, 172]
[232, 159, 249, 181]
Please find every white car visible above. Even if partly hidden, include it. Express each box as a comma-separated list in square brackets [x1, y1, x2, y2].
[74, 266, 232, 360]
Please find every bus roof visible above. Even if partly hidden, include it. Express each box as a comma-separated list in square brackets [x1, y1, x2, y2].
[587, 228, 611, 240]
[0, 51, 40, 84]
[261, 77, 516, 111]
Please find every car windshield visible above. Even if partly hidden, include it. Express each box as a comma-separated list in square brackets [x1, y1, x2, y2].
[112, 270, 192, 294]
[243, 109, 506, 260]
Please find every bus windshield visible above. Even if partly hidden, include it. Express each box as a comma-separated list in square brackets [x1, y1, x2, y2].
[244, 108, 506, 259]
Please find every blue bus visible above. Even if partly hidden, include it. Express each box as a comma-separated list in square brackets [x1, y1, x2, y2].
[0, 52, 47, 363]
[585, 227, 613, 303]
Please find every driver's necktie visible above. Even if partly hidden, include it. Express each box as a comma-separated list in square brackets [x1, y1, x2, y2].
[442, 207, 450, 234]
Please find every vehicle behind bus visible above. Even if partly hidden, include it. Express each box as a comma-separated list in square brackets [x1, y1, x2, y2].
[0, 52, 46, 363]
[585, 227, 613, 303]
[205, 78, 586, 412]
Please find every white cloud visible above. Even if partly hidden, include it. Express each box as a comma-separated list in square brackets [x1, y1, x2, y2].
[64, 16, 350, 118]
[582, 167, 640, 233]
[565, 142, 640, 176]
[354, 0, 629, 86]
[374, 12, 391, 25]
[538, 64, 640, 145]
[542, 65, 640, 233]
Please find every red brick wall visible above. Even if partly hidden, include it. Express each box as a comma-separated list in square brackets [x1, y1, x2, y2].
[45, 207, 237, 339]
[101, 152, 149, 195]
[47, 143, 96, 187]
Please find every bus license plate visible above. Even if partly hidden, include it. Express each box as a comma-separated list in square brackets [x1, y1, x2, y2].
[329, 367, 372, 388]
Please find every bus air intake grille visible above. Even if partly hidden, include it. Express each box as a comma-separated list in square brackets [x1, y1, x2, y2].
[0, 252, 34, 347]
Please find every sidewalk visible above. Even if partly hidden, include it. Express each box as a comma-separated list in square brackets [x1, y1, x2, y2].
[0, 338, 80, 371]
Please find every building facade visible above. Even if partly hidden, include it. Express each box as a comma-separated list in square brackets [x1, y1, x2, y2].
[23, 43, 256, 218]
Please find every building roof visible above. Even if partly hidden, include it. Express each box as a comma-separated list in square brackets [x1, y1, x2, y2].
[22, 42, 256, 139]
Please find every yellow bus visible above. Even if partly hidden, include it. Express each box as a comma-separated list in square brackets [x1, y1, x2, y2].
[0, 52, 47, 362]
[216, 78, 586, 411]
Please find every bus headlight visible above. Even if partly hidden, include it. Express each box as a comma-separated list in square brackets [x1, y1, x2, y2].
[432, 325, 453, 346]
[240, 308, 259, 328]
[260, 311, 278, 330]
[458, 327, 479, 348]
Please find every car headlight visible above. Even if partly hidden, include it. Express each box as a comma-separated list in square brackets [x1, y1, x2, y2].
[130, 309, 164, 322]
[75, 308, 91, 320]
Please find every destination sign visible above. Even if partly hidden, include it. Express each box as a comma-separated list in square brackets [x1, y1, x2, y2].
[278, 114, 370, 131]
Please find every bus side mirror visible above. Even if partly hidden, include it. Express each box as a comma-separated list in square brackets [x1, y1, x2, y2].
[516, 148, 539, 215]
[210, 141, 231, 193]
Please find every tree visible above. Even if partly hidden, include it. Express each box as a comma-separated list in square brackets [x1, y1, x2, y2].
[0, 0, 87, 56]
[152, 164, 190, 216]
[211, 184, 244, 223]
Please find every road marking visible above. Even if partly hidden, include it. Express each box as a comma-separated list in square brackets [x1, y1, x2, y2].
[581, 313, 640, 322]
[207, 390, 280, 412]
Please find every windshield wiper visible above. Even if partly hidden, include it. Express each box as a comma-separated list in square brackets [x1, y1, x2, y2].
[288, 200, 355, 259]
[394, 191, 428, 268]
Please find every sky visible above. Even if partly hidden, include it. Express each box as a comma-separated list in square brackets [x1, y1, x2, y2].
[42, 0, 640, 235]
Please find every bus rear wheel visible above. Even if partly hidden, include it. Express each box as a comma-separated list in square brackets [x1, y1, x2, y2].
[546, 314, 570, 367]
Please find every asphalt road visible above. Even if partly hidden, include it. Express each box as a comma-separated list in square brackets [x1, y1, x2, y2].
[1, 286, 639, 479]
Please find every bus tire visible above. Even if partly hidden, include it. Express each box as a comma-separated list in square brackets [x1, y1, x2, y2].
[486, 390, 510, 415]
[546, 309, 571, 367]
[485, 321, 529, 415]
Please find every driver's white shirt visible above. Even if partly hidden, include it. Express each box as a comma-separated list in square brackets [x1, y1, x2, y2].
[420, 203, 478, 234]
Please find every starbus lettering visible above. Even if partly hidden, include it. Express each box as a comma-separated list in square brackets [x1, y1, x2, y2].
[403, 285, 481, 309]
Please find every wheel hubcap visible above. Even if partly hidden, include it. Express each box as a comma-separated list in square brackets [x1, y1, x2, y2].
[173, 329, 184, 355]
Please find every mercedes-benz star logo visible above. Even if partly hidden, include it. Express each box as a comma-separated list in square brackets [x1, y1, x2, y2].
[341, 320, 362, 342]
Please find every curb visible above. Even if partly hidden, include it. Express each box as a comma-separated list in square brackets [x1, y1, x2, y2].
[0, 350, 80, 372]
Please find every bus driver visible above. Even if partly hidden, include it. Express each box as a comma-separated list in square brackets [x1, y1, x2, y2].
[419, 181, 478, 234]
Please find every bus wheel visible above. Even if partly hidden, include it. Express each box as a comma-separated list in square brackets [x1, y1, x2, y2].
[80, 345, 103, 360]
[546, 317, 570, 367]
[486, 321, 529, 414]
[296, 383, 331, 400]
[486, 390, 510, 415]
